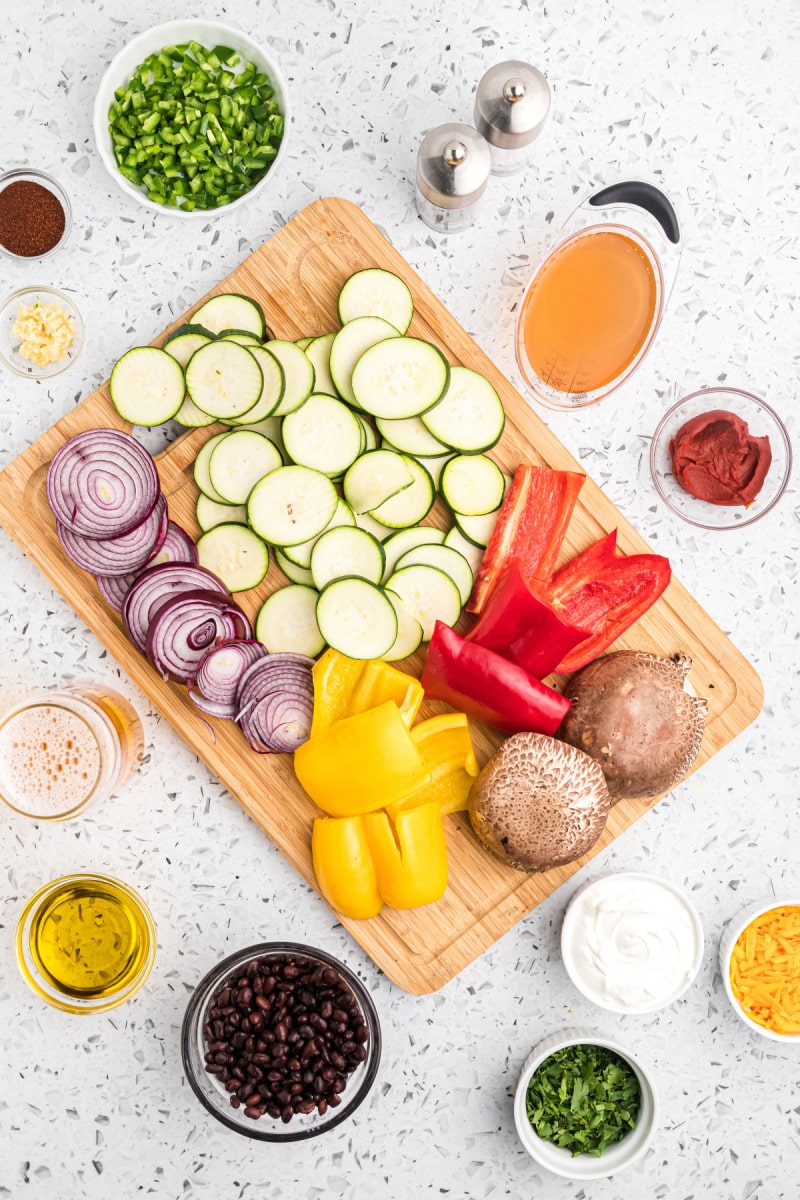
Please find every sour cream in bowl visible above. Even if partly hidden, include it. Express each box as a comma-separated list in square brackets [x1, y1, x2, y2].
[560, 872, 704, 1014]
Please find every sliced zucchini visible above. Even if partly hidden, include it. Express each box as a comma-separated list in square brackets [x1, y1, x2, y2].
[444, 525, 485, 576]
[109, 346, 185, 427]
[415, 451, 453, 491]
[196, 493, 247, 532]
[282, 497, 355, 569]
[282, 394, 363, 476]
[193, 431, 232, 503]
[223, 346, 285, 426]
[356, 413, 378, 453]
[275, 547, 315, 586]
[164, 322, 216, 344]
[395, 544, 473, 607]
[385, 564, 462, 642]
[163, 330, 212, 369]
[421, 365, 505, 453]
[338, 268, 414, 335]
[316, 578, 397, 660]
[382, 526, 446, 584]
[376, 414, 450, 457]
[440, 454, 506, 516]
[255, 585, 325, 657]
[354, 509, 395, 542]
[172, 394, 218, 429]
[343, 449, 414, 514]
[368, 457, 435, 529]
[304, 333, 337, 398]
[383, 591, 424, 661]
[247, 466, 338, 547]
[228, 413, 284, 453]
[219, 329, 263, 346]
[295, 336, 313, 351]
[209, 430, 282, 505]
[196, 524, 269, 592]
[351, 337, 450, 419]
[191, 293, 267, 338]
[265, 340, 316, 416]
[185, 341, 263, 420]
[310, 526, 385, 592]
[329, 316, 399, 405]
[454, 507, 502, 548]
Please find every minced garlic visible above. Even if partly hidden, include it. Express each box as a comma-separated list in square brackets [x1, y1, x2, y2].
[11, 301, 75, 367]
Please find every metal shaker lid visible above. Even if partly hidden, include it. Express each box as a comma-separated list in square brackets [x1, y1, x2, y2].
[416, 123, 492, 210]
[474, 61, 551, 150]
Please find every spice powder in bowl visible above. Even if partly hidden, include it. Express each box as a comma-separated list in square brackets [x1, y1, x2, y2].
[0, 170, 70, 259]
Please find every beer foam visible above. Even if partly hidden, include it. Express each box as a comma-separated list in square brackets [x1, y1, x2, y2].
[0, 704, 102, 816]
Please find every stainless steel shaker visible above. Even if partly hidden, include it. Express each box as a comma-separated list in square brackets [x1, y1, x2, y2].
[415, 123, 492, 233]
[474, 61, 551, 176]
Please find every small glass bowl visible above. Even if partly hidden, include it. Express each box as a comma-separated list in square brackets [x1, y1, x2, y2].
[16, 873, 157, 1014]
[649, 388, 791, 530]
[0, 285, 84, 378]
[719, 896, 800, 1043]
[0, 168, 72, 260]
[181, 942, 382, 1141]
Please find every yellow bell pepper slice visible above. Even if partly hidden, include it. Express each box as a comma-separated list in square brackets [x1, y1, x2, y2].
[312, 815, 383, 919]
[294, 700, 430, 816]
[309, 649, 366, 738]
[348, 659, 424, 728]
[388, 713, 479, 818]
[362, 801, 448, 909]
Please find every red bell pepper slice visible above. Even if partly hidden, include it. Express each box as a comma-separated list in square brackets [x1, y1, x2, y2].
[543, 531, 671, 674]
[421, 621, 571, 736]
[468, 464, 585, 613]
[464, 564, 591, 678]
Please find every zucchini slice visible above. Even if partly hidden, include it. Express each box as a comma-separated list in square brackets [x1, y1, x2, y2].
[381, 526, 446, 584]
[185, 341, 263, 420]
[384, 563, 462, 642]
[209, 430, 282, 505]
[343, 449, 414, 515]
[196, 524, 269, 592]
[395, 543, 473, 607]
[191, 293, 267, 338]
[304, 333, 338, 398]
[376, 414, 450, 457]
[329, 316, 399, 405]
[310, 526, 385, 592]
[163, 330, 212, 368]
[338, 268, 414, 335]
[420, 365, 505, 453]
[281, 498, 355, 569]
[351, 337, 450, 419]
[193, 431, 232, 503]
[247, 465, 338, 547]
[444, 525, 485, 576]
[316, 578, 398, 660]
[256, 585, 325, 657]
[109, 346, 185, 427]
[383, 591, 424, 661]
[196, 493, 248, 532]
[223, 346, 285, 425]
[440, 454, 506, 516]
[282, 394, 363, 476]
[368, 457, 435, 529]
[275, 548, 315, 586]
[264, 340, 316, 416]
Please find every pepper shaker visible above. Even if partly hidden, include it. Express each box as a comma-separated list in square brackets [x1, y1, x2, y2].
[415, 123, 492, 234]
[474, 61, 551, 176]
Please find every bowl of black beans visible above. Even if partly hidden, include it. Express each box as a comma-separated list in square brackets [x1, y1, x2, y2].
[181, 942, 381, 1140]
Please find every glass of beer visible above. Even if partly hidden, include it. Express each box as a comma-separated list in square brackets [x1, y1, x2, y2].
[0, 684, 144, 820]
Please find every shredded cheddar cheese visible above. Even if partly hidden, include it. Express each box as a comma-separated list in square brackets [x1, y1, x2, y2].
[11, 301, 75, 367]
[729, 905, 800, 1035]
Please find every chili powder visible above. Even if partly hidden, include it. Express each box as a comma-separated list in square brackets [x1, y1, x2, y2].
[0, 180, 66, 257]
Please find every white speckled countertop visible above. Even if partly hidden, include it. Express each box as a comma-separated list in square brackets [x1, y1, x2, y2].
[1, 1, 798, 1197]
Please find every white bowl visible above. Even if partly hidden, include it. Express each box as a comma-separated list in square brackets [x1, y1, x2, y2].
[92, 20, 290, 219]
[719, 895, 800, 1043]
[560, 871, 704, 1015]
[513, 1029, 659, 1180]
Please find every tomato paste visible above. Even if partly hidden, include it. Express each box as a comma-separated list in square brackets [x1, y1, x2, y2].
[669, 409, 771, 506]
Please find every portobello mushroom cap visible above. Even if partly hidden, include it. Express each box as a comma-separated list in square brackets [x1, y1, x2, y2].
[559, 651, 708, 801]
[468, 732, 611, 872]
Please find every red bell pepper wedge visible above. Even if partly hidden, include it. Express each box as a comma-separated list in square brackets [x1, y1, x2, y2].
[467, 464, 585, 613]
[464, 564, 591, 678]
[543, 531, 671, 674]
[421, 621, 571, 736]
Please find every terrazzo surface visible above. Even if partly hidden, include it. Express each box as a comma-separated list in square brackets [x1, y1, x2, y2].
[1, 0, 799, 1197]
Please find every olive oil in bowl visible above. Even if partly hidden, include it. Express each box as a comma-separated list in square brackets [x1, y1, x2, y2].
[16, 874, 156, 1013]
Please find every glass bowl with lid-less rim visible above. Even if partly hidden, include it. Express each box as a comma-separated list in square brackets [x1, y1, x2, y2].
[513, 1029, 659, 1179]
[0, 286, 84, 379]
[649, 388, 792, 529]
[0, 168, 72, 260]
[181, 942, 381, 1141]
[719, 895, 800, 1043]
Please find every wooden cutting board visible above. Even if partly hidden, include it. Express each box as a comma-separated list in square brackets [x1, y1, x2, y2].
[0, 197, 763, 994]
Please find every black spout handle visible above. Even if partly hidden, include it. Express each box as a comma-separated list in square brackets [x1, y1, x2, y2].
[588, 181, 680, 245]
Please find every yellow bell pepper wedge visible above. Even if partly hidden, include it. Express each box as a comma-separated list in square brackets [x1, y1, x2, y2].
[387, 713, 479, 818]
[348, 660, 424, 728]
[362, 801, 448, 909]
[294, 701, 430, 816]
[309, 649, 366, 738]
[312, 815, 383, 920]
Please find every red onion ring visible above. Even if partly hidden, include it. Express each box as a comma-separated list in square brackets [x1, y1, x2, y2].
[148, 520, 198, 567]
[56, 494, 168, 577]
[94, 570, 144, 613]
[236, 654, 314, 753]
[46, 428, 160, 539]
[189, 640, 269, 719]
[147, 589, 252, 683]
[123, 563, 230, 654]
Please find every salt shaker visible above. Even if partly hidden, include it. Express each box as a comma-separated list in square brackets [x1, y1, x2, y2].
[415, 123, 492, 234]
[474, 61, 551, 176]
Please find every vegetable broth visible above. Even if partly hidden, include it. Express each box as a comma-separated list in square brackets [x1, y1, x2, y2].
[520, 230, 657, 394]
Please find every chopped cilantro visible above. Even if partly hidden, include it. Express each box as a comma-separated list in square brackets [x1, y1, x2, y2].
[525, 1043, 641, 1156]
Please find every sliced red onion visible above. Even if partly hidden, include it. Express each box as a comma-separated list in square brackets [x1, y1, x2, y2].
[147, 589, 252, 683]
[189, 640, 268, 719]
[123, 562, 230, 654]
[236, 654, 314, 753]
[46, 428, 160, 539]
[94, 569, 143, 613]
[148, 520, 198, 567]
[56, 494, 168, 577]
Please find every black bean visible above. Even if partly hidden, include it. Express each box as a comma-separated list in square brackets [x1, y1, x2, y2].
[280, 1105, 293, 1124]
[255, 993, 271, 1012]
[230, 1095, 241, 1109]
[352, 1045, 367, 1063]
[329, 1094, 342, 1107]
[298, 1098, 316, 1115]
[266, 1104, 281, 1119]
[244, 1105, 262, 1120]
